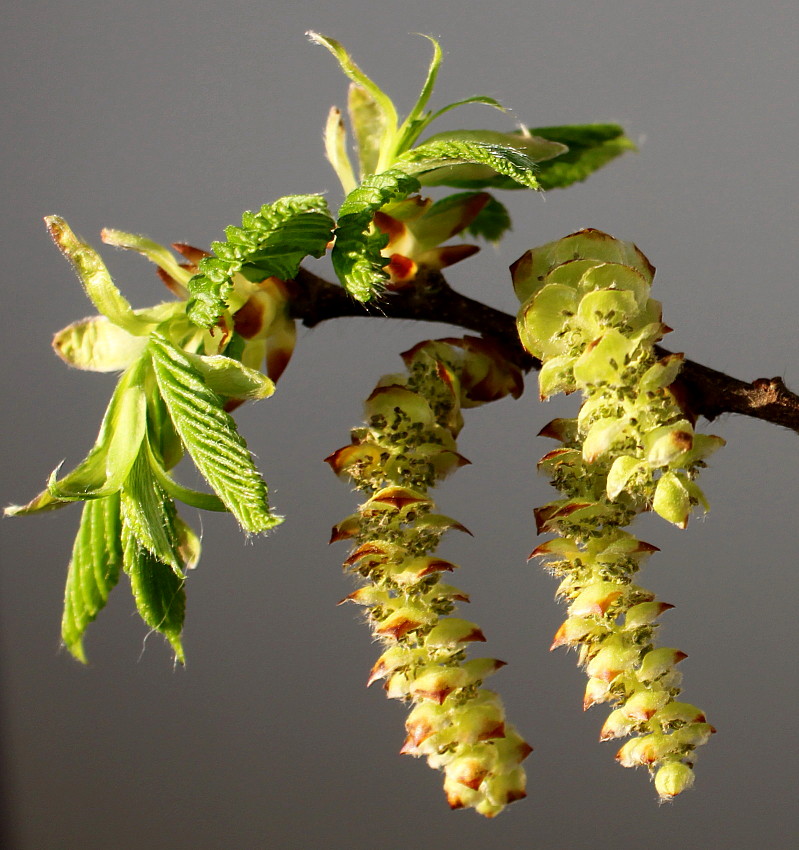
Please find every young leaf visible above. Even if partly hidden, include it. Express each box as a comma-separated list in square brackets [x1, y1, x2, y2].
[307, 31, 398, 169]
[182, 351, 276, 402]
[144, 436, 227, 513]
[464, 195, 512, 242]
[426, 95, 506, 125]
[120, 449, 184, 574]
[53, 315, 149, 373]
[324, 107, 357, 194]
[526, 124, 637, 191]
[45, 216, 158, 336]
[186, 195, 334, 328]
[6, 359, 147, 515]
[61, 493, 123, 663]
[348, 83, 387, 179]
[332, 169, 421, 302]
[101, 228, 194, 291]
[122, 523, 186, 663]
[148, 333, 281, 533]
[390, 34, 444, 157]
[397, 133, 544, 191]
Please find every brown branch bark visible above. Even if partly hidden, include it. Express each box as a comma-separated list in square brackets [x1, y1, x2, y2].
[289, 267, 799, 434]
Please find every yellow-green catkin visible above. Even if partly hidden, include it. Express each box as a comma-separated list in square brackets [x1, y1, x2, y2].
[514, 230, 723, 799]
[326, 337, 531, 816]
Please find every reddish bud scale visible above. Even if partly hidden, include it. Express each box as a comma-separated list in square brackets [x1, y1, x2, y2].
[328, 339, 530, 816]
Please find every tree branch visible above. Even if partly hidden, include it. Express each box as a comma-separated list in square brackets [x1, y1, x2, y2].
[289, 267, 799, 434]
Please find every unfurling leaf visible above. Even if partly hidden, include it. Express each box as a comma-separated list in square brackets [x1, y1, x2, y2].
[53, 316, 149, 372]
[6, 359, 147, 515]
[526, 124, 637, 191]
[61, 494, 124, 662]
[44, 216, 159, 335]
[399, 133, 543, 191]
[331, 169, 421, 302]
[187, 195, 334, 327]
[148, 334, 281, 533]
[122, 522, 186, 663]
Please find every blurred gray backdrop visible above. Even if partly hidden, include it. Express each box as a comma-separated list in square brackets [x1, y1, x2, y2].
[2, 1, 798, 848]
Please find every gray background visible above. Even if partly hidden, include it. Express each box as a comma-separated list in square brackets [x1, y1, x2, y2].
[1, 1, 798, 848]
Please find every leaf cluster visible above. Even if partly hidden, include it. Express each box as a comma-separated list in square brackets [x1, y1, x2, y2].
[7, 36, 634, 673]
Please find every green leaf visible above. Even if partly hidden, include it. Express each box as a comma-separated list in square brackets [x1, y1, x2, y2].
[145, 387, 185, 472]
[391, 34, 444, 157]
[144, 436, 227, 512]
[45, 216, 158, 336]
[186, 195, 334, 328]
[148, 333, 281, 533]
[332, 169, 421, 302]
[61, 493, 123, 663]
[122, 522, 186, 663]
[6, 359, 147, 515]
[465, 195, 512, 242]
[174, 514, 202, 570]
[404, 192, 491, 248]
[348, 83, 387, 178]
[526, 124, 637, 191]
[324, 107, 357, 194]
[182, 351, 275, 401]
[52, 315, 149, 372]
[307, 32, 398, 140]
[120, 449, 184, 574]
[100, 228, 194, 291]
[398, 132, 544, 191]
[426, 95, 507, 124]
